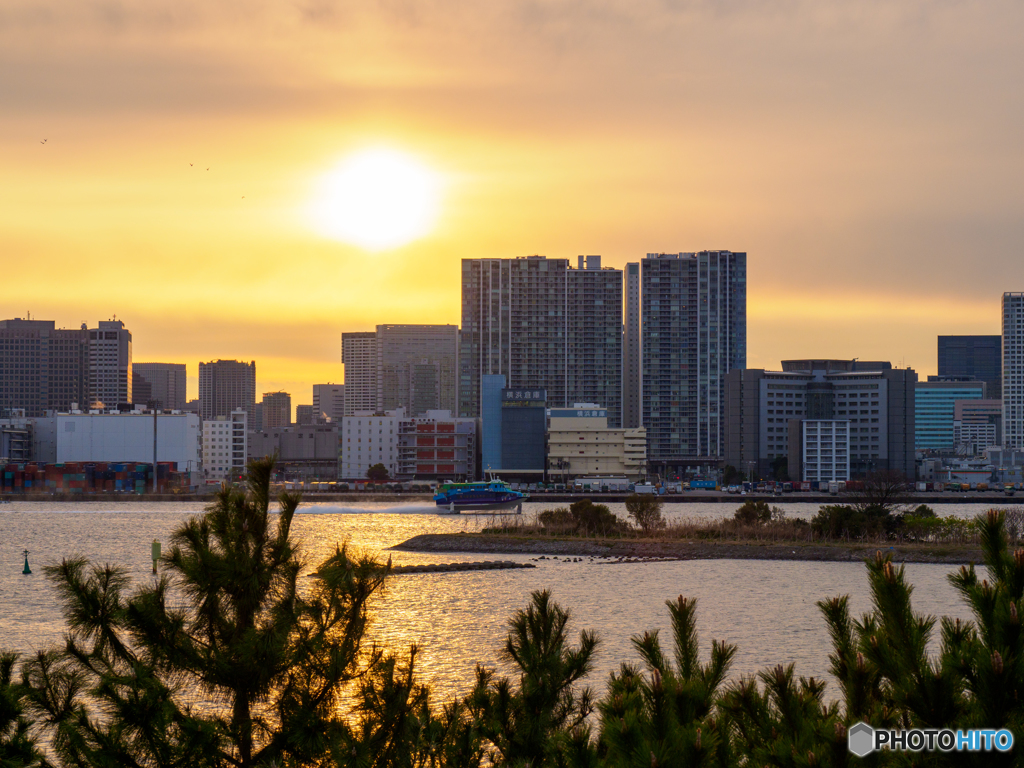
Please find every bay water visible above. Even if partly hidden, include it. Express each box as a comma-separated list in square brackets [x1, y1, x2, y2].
[1, 498, 1011, 703]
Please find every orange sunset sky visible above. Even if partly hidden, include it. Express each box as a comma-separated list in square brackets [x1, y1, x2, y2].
[3, 1, 1022, 408]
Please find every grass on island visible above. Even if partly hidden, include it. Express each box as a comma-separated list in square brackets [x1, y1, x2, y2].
[478, 497, 1022, 553]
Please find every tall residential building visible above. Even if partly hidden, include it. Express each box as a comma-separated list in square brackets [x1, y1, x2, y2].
[938, 335, 1002, 401]
[88, 320, 132, 408]
[377, 324, 459, 415]
[198, 360, 256, 421]
[459, 255, 623, 426]
[1004, 293, 1024, 449]
[261, 391, 292, 429]
[313, 383, 345, 422]
[642, 251, 746, 470]
[133, 363, 187, 410]
[914, 379, 986, 450]
[623, 262, 641, 429]
[0, 319, 88, 417]
[341, 332, 378, 414]
[723, 359, 917, 479]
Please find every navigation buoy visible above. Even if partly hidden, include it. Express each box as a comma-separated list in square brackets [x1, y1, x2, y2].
[22, 549, 31, 575]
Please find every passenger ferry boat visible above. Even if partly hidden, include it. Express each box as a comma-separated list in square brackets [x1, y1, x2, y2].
[433, 477, 528, 513]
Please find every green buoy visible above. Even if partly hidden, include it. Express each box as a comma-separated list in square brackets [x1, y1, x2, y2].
[22, 549, 31, 575]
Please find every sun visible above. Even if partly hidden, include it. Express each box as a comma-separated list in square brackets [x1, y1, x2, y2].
[308, 148, 443, 251]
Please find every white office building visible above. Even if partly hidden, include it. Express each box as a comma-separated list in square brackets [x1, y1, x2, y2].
[340, 410, 402, 479]
[203, 408, 247, 480]
[800, 420, 850, 482]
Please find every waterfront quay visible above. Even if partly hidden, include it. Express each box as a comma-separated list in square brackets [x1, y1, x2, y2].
[3, 490, 1019, 504]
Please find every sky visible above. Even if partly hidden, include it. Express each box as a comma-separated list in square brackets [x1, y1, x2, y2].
[3, 0, 1022, 408]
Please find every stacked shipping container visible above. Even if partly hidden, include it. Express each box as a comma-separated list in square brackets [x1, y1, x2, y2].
[0, 462, 189, 494]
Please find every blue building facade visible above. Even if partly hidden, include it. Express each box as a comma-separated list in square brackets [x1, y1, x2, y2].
[500, 388, 547, 476]
[915, 380, 986, 450]
[480, 374, 506, 472]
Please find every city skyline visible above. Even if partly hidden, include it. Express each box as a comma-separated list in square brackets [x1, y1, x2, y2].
[0, 285, 1009, 409]
[4, 3, 1021, 402]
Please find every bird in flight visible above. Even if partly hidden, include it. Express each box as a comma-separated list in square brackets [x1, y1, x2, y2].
[40, 139, 47, 144]
[190, 163, 193, 166]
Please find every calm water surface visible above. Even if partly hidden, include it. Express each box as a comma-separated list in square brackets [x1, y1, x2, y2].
[0, 498, 1004, 702]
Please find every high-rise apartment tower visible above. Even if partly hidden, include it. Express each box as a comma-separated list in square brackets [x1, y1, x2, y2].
[459, 255, 623, 426]
[198, 359, 256, 421]
[341, 332, 378, 414]
[1003, 294, 1024, 449]
[623, 262, 641, 428]
[642, 251, 746, 470]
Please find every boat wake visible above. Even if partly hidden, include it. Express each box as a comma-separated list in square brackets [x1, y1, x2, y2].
[296, 504, 441, 516]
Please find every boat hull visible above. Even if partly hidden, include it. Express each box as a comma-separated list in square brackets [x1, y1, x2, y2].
[436, 495, 528, 513]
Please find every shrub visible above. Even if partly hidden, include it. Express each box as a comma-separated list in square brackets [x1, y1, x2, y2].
[733, 500, 773, 525]
[538, 507, 575, 534]
[625, 493, 666, 534]
[811, 503, 899, 539]
[569, 499, 623, 536]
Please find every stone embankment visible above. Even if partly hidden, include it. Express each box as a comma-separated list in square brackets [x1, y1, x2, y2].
[394, 533, 985, 565]
[390, 560, 535, 574]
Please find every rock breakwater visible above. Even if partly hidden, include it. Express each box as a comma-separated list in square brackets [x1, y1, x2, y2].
[393, 533, 985, 565]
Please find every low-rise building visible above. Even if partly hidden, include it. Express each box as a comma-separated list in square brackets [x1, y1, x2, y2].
[0, 409, 32, 462]
[397, 410, 477, 480]
[248, 423, 340, 480]
[202, 409, 247, 480]
[546, 404, 646, 481]
[340, 411, 401, 480]
[32, 409, 200, 471]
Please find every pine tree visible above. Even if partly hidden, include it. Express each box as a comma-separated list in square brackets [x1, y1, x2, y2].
[470, 590, 599, 767]
[19, 456, 405, 768]
[0, 651, 43, 768]
[812, 509, 1024, 767]
[599, 596, 735, 768]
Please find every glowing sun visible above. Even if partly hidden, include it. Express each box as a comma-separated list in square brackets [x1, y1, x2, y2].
[309, 148, 443, 250]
